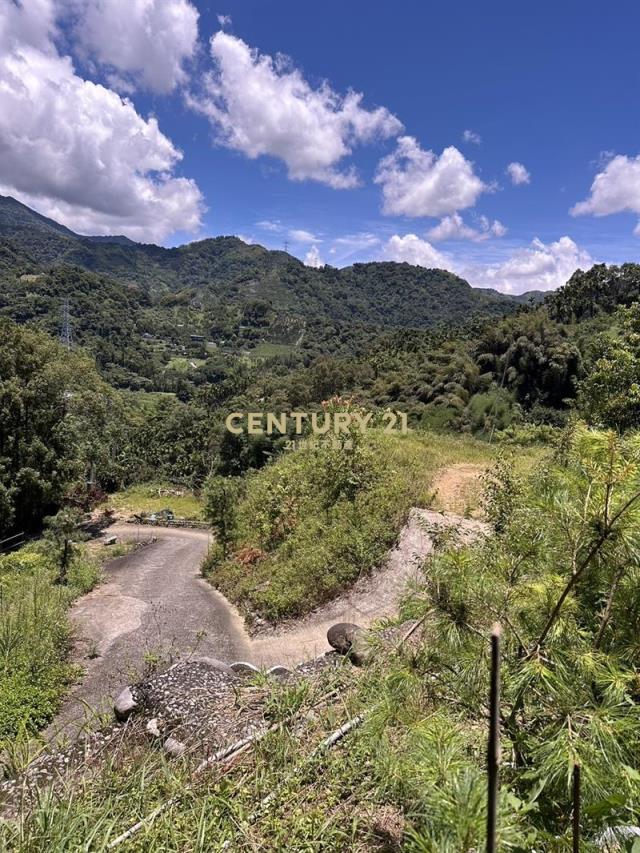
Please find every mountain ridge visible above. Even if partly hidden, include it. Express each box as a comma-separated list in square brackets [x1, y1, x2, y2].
[0, 194, 543, 306]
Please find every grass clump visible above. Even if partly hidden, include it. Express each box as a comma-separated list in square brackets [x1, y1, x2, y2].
[0, 544, 100, 747]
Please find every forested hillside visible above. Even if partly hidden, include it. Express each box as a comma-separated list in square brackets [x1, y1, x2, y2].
[0, 194, 519, 326]
[2, 196, 640, 538]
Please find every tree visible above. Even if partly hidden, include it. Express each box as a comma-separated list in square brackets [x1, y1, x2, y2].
[44, 507, 84, 584]
[204, 475, 241, 557]
[579, 304, 640, 429]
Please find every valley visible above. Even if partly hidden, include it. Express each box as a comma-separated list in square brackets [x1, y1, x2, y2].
[2, 198, 640, 850]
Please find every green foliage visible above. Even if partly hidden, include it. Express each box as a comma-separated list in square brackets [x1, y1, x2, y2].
[0, 545, 99, 746]
[207, 427, 495, 621]
[0, 319, 135, 536]
[203, 475, 242, 556]
[44, 507, 85, 583]
[579, 304, 640, 429]
[375, 424, 640, 847]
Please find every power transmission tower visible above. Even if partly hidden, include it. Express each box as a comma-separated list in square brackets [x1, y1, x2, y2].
[59, 298, 72, 350]
[284, 240, 289, 254]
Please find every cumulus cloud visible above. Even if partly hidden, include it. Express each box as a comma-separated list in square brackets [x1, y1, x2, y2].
[385, 234, 450, 269]
[427, 213, 506, 242]
[506, 161, 531, 186]
[70, 0, 199, 94]
[304, 245, 323, 267]
[188, 32, 402, 188]
[384, 232, 594, 294]
[571, 155, 640, 228]
[466, 236, 594, 293]
[462, 129, 482, 145]
[217, 13, 232, 28]
[375, 136, 486, 217]
[0, 0, 203, 242]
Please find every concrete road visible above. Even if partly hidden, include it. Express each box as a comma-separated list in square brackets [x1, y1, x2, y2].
[49, 525, 252, 739]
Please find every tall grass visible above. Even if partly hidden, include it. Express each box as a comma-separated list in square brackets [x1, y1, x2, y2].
[0, 545, 99, 747]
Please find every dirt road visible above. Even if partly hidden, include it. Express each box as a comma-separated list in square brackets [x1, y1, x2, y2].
[250, 509, 488, 665]
[49, 525, 251, 739]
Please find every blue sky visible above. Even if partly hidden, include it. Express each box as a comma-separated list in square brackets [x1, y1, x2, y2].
[1, 0, 640, 292]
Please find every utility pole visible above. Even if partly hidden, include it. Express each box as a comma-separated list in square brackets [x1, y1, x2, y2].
[486, 623, 501, 853]
[59, 298, 72, 350]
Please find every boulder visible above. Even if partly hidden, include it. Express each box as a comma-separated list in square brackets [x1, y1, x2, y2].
[327, 623, 363, 655]
[114, 686, 138, 721]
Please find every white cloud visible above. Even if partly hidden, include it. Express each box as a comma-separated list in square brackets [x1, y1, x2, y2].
[384, 232, 594, 294]
[188, 32, 402, 189]
[571, 154, 640, 223]
[375, 136, 486, 217]
[385, 234, 450, 269]
[333, 232, 380, 250]
[506, 161, 531, 186]
[465, 236, 594, 293]
[256, 219, 282, 232]
[462, 129, 482, 145]
[70, 0, 199, 94]
[217, 14, 232, 28]
[427, 213, 506, 242]
[289, 228, 320, 243]
[0, 1, 203, 242]
[304, 245, 323, 267]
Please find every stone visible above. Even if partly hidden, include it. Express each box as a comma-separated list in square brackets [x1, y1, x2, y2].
[267, 665, 291, 680]
[114, 686, 137, 721]
[349, 631, 372, 666]
[326, 623, 363, 655]
[146, 718, 163, 738]
[163, 736, 186, 758]
[230, 661, 260, 675]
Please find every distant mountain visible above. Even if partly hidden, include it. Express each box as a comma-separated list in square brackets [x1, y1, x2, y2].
[0, 195, 526, 331]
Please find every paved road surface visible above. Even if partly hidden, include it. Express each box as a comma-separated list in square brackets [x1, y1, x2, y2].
[49, 525, 251, 739]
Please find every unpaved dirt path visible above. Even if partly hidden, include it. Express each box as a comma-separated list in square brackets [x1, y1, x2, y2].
[49, 525, 251, 739]
[250, 510, 488, 666]
[430, 462, 486, 516]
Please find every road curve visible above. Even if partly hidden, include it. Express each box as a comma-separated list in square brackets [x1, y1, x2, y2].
[49, 525, 252, 739]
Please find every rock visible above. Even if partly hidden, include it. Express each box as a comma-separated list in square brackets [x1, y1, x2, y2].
[114, 686, 137, 721]
[327, 623, 363, 655]
[230, 661, 260, 675]
[146, 718, 163, 738]
[349, 631, 372, 666]
[163, 736, 186, 758]
[267, 665, 291, 680]
[189, 656, 235, 675]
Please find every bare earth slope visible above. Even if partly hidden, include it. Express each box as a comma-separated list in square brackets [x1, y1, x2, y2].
[250, 509, 488, 665]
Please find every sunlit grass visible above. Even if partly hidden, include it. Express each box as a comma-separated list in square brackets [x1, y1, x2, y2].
[104, 483, 204, 520]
